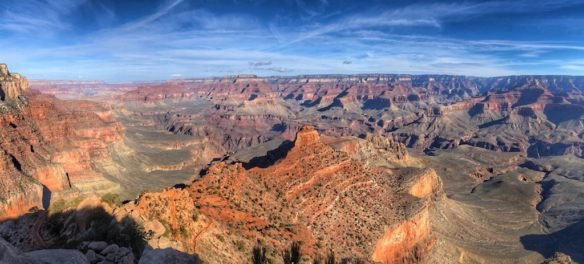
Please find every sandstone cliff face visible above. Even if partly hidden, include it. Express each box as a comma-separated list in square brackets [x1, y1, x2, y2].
[0, 66, 124, 220]
[0, 150, 44, 221]
[0, 102, 57, 219]
[0, 64, 28, 101]
[372, 208, 431, 263]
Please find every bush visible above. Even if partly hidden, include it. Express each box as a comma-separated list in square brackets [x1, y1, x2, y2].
[215, 234, 225, 242]
[179, 225, 189, 238]
[235, 240, 246, 252]
[101, 192, 120, 205]
[49, 199, 67, 214]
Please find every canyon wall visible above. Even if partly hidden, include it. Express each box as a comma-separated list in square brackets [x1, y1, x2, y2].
[119, 74, 584, 159]
[0, 64, 123, 220]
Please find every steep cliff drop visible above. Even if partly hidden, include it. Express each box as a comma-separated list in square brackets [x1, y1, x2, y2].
[0, 63, 43, 220]
[0, 64, 122, 221]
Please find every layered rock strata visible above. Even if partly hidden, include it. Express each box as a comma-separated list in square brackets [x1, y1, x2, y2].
[111, 126, 442, 263]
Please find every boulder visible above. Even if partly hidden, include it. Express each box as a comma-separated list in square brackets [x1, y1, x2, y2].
[100, 244, 119, 255]
[1, 237, 89, 264]
[85, 249, 99, 264]
[24, 250, 89, 264]
[138, 247, 200, 264]
[87, 241, 108, 252]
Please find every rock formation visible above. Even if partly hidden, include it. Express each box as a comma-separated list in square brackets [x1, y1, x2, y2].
[2, 69, 583, 263]
[105, 126, 441, 263]
[117, 74, 584, 160]
[0, 65, 123, 220]
[0, 237, 89, 264]
[0, 63, 28, 101]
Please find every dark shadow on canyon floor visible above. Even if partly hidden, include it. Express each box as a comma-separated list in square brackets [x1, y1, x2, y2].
[520, 220, 584, 262]
[243, 139, 293, 169]
[42, 185, 51, 210]
[0, 206, 200, 263]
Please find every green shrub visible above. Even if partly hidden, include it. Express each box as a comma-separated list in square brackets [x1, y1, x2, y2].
[101, 192, 120, 205]
[179, 225, 189, 238]
[49, 199, 67, 214]
[235, 240, 246, 252]
[215, 234, 225, 242]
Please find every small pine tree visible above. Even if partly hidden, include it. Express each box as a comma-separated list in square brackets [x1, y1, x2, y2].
[283, 241, 302, 264]
[313, 257, 322, 264]
[252, 244, 268, 264]
[325, 250, 335, 264]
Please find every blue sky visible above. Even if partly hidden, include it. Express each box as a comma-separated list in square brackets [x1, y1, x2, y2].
[1, 0, 584, 81]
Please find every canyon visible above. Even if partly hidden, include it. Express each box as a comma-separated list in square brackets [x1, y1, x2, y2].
[1, 66, 583, 263]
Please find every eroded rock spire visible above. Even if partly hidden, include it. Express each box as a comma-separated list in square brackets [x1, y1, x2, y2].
[0, 63, 29, 101]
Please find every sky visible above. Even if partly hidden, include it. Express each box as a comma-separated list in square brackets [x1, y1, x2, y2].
[1, 0, 584, 82]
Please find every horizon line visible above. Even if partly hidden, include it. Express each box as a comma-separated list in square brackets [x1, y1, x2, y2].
[28, 72, 584, 84]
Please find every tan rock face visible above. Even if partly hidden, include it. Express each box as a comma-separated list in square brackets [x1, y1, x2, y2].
[0, 63, 28, 101]
[0, 64, 8, 76]
[31, 165, 70, 192]
[372, 208, 432, 263]
[293, 125, 320, 147]
[408, 168, 442, 199]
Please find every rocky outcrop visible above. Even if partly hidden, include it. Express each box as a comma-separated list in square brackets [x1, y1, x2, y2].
[104, 125, 441, 263]
[138, 247, 200, 264]
[542, 252, 574, 264]
[0, 67, 123, 220]
[293, 125, 320, 146]
[0, 237, 89, 264]
[0, 63, 28, 101]
[372, 209, 432, 263]
[77, 242, 136, 264]
[407, 168, 443, 199]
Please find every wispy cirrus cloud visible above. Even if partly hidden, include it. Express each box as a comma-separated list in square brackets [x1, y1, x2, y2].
[0, 0, 87, 35]
[119, 0, 185, 31]
[1, 0, 584, 81]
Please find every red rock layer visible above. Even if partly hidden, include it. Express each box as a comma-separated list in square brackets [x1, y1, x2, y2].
[120, 74, 584, 158]
[1, 82, 122, 219]
[117, 126, 441, 263]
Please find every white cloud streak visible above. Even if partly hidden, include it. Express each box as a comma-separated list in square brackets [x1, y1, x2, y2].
[0, 0, 87, 35]
[1, 0, 584, 81]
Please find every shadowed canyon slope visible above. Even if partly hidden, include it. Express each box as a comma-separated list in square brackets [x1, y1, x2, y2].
[0, 68, 582, 263]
